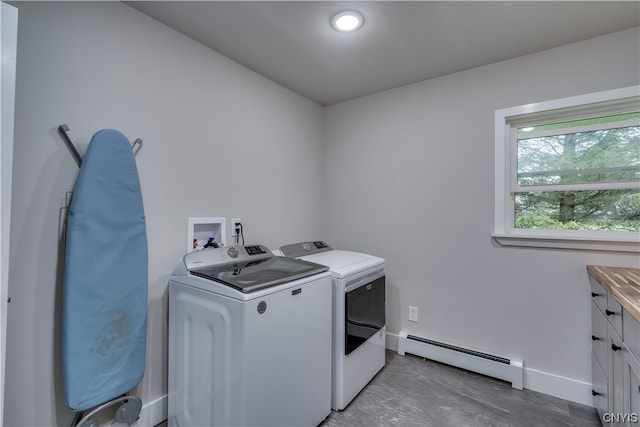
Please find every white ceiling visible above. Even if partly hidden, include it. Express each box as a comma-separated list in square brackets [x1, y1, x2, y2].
[126, 1, 640, 106]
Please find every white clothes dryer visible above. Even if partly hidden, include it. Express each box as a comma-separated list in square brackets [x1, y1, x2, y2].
[277, 241, 386, 410]
[168, 244, 332, 427]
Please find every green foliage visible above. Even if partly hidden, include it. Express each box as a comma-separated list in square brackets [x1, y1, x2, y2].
[516, 212, 564, 229]
[615, 192, 640, 220]
[514, 119, 639, 231]
[515, 212, 640, 231]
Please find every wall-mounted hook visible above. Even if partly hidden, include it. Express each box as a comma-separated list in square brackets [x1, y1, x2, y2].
[58, 124, 83, 167]
[58, 124, 143, 167]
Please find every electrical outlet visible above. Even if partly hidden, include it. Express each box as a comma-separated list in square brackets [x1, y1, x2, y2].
[409, 306, 418, 322]
[231, 217, 242, 237]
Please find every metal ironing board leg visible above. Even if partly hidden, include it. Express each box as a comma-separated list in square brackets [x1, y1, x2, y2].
[70, 395, 142, 427]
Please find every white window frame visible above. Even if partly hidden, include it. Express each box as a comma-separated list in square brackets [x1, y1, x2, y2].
[493, 86, 640, 253]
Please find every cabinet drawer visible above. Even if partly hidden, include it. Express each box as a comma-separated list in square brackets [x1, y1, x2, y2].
[624, 309, 640, 363]
[592, 302, 608, 367]
[589, 277, 608, 313]
[608, 294, 624, 337]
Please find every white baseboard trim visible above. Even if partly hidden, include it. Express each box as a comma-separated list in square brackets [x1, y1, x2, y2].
[136, 394, 167, 427]
[384, 331, 594, 408]
[385, 330, 399, 352]
[524, 367, 593, 407]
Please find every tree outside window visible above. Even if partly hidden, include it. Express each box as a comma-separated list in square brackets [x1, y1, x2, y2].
[514, 114, 639, 231]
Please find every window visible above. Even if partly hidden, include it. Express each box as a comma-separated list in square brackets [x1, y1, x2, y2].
[494, 86, 640, 252]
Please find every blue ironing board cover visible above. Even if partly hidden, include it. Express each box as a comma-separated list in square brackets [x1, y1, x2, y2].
[62, 129, 148, 412]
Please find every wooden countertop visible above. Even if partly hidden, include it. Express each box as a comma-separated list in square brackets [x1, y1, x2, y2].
[588, 265, 640, 322]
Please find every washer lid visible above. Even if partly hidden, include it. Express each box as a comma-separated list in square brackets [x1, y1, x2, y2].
[298, 250, 384, 279]
[189, 256, 328, 293]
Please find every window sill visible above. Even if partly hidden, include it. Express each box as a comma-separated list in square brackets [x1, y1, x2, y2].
[492, 233, 640, 253]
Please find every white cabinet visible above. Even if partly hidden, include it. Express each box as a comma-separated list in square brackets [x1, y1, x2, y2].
[591, 275, 640, 425]
[623, 309, 640, 422]
[591, 276, 611, 422]
[623, 349, 640, 422]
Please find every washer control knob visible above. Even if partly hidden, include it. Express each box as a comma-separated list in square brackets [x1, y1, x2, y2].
[227, 247, 239, 258]
[303, 243, 312, 252]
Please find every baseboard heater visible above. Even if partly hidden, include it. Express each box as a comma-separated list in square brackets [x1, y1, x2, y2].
[397, 331, 523, 390]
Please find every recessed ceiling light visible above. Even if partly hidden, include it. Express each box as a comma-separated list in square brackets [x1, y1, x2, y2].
[331, 10, 364, 33]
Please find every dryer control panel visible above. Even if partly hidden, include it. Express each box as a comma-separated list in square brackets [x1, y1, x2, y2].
[279, 241, 333, 258]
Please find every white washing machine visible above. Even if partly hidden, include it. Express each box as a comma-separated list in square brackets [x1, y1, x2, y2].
[277, 241, 386, 410]
[168, 244, 332, 427]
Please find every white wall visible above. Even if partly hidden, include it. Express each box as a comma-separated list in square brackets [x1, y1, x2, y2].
[321, 27, 640, 404]
[4, 2, 323, 426]
[5, 1, 640, 425]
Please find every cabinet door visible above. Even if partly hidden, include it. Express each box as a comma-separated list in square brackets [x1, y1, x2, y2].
[624, 348, 640, 425]
[624, 309, 640, 364]
[593, 302, 609, 370]
[610, 324, 625, 416]
[593, 352, 609, 421]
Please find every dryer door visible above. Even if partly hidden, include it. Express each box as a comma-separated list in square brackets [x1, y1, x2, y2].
[344, 273, 385, 355]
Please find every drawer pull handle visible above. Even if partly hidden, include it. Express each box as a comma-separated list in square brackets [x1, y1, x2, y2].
[612, 343, 622, 351]
[592, 335, 600, 341]
[591, 292, 600, 297]
[592, 390, 600, 396]
[605, 309, 616, 316]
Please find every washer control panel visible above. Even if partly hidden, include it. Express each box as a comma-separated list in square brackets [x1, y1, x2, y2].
[183, 244, 272, 270]
[245, 245, 268, 256]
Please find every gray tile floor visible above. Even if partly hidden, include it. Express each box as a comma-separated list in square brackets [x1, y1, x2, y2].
[320, 350, 601, 427]
[156, 350, 601, 427]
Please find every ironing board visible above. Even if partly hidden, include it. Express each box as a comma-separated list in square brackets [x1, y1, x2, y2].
[62, 128, 148, 418]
